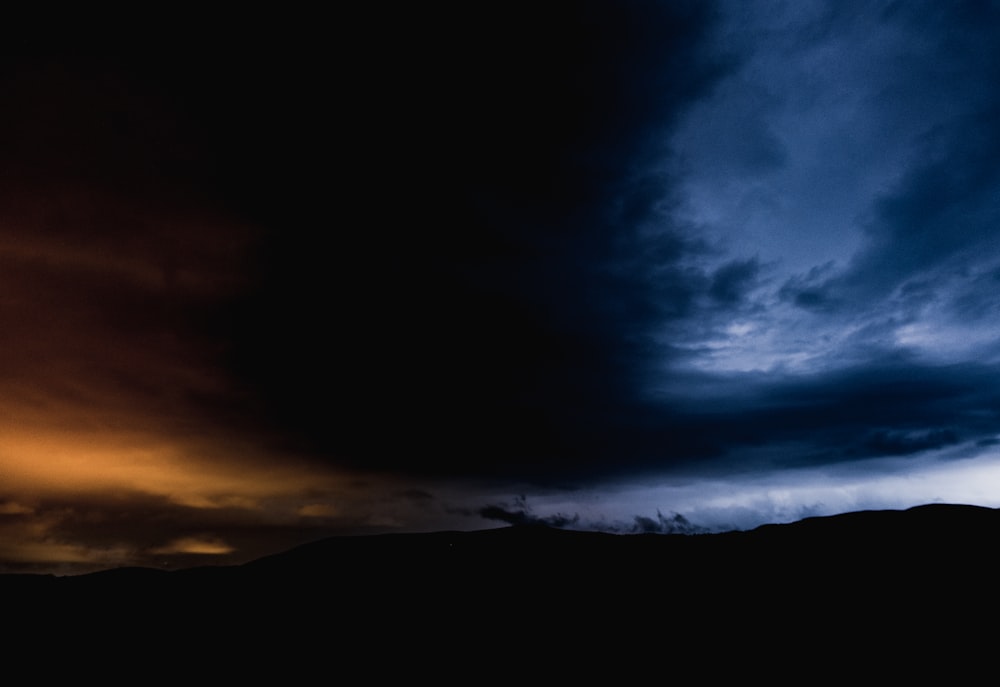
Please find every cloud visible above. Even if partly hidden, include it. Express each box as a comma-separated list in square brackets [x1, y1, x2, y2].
[471, 497, 708, 536]
[629, 511, 706, 535]
[665, 0, 1000, 380]
[0, 540, 125, 566]
[11, 2, 1000, 574]
[298, 504, 339, 519]
[477, 497, 580, 529]
[207, 1, 734, 486]
[709, 258, 762, 305]
[150, 536, 235, 556]
[0, 502, 33, 515]
[396, 489, 435, 502]
[759, 3, 1000, 327]
[197, 2, 1000, 496]
[860, 429, 960, 458]
[641, 355, 1000, 477]
[0, 471, 465, 573]
[0, 428, 348, 512]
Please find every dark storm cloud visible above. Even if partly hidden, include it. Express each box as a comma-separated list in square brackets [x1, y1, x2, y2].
[24, 5, 1000, 491]
[709, 258, 762, 306]
[641, 2, 1000, 483]
[787, 111, 1000, 311]
[469, 497, 706, 535]
[478, 501, 580, 529]
[779, 1, 1000, 310]
[217, 1, 736, 482]
[396, 489, 435, 503]
[860, 428, 960, 457]
[655, 359, 1000, 471]
[13, 2, 1000, 576]
[778, 263, 841, 312]
[629, 511, 705, 535]
[195, 0, 1000, 497]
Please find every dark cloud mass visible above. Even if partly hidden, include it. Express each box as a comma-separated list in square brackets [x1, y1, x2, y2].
[220, 1, 733, 481]
[630, 511, 705, 535]
[477, 498, 580, 529]
[10, 1, 1000, 572]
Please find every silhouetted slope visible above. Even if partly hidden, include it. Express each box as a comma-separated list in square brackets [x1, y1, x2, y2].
[9, 504, 1000, 598]
[6, 504, 1000, 671]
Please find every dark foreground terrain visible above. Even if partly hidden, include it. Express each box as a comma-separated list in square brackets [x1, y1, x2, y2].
[5, 503, 997, 676]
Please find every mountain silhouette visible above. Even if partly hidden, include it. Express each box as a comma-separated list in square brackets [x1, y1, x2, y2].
[5, 504, 998, 676]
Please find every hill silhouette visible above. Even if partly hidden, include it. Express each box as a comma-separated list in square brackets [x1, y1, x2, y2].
[5, 504, 998, 675]
[7, 503, 999, 601]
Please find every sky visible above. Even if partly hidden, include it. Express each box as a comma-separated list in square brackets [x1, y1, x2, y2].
[6, 1, 1000, 573]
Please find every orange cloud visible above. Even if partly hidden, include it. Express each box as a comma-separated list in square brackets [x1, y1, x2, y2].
[0, 428, 348, 510]
[298, 503, 340, 518]
[150, 536, 235, 556]
[0, 511, 135, 570]
[0, 540, 105, 564]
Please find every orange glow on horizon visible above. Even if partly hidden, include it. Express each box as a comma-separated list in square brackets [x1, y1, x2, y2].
[0, 429, 342, 507]
[0, 423, 358, 570]
[150, 536, 235, 555]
